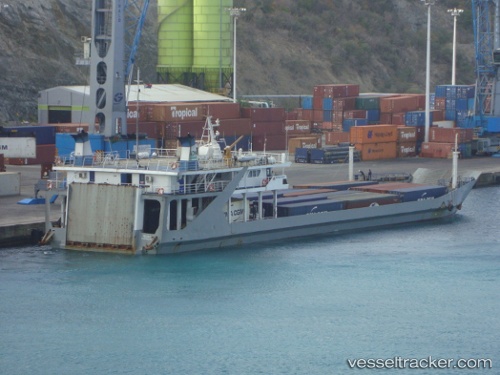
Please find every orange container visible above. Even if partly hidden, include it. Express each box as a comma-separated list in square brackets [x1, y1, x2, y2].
[350, 125, 398, 144]
[324, 131, 350, 145]
[288, 136, 321, 154]
[355, 142, 397, 161]
[151, 103, 205, 122]
[429, 128, 473, 143]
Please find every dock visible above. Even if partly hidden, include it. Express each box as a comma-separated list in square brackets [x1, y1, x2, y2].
[1, 157, 499, 247]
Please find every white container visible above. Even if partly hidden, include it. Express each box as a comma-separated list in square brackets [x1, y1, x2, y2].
[0, 172, 21, 196]
[432, 120, 455, 129]
[0, 137, 36, 158]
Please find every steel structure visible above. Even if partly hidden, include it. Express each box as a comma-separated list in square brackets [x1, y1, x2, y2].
[89, 0, 149, 137]
[471, 0, 500, 129]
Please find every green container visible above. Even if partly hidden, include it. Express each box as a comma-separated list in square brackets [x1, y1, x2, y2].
[355, 97, 380, 110]
[157, 0, 193, 68]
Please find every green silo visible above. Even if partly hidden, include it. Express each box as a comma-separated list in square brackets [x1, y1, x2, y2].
[157, 0, 194, 82]
[192, 0, 233, 91]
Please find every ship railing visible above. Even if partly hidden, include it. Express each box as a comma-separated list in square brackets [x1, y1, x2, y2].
[438, 176, 476, 188]
[196, 152, 288, 170]
[144, 180, 231, 195]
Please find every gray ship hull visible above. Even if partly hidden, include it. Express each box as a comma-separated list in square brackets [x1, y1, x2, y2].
[151, 179, 475, 255]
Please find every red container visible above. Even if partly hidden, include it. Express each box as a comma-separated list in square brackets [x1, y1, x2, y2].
[380, 95, 422, 113]
[284, 120, 312, 135]
[0, 153, 4, 171]
[204, 102, 241, 119]
[151, 103, 205, 122]
[431, 110, 444, 122]
[54, 123, 90, 133]
[300, 109, 313, 121]
[391, 113, 406, 125]
[429, 128, 473, 143]
[250, 121, 284, 136]
[434, 97, 446, 110]
[343, 194, 400, 209]
[397, 126, 417, 142]
[127, 102, 154, 123]
[252, 134, 287, 151]
[332, 111, 344, 124]
[285, 111, 299, 121]
[350, 125, 398, 144]
[344, 110, 367, 119]
[397, 141, 417, 157]
[420, 142, 454, 158]
[240, 107, 286, 122]
[333, 97, 356, 111]
[380, 113, 393, 124]
[313, 95, 324, 109]
[218, 118, 252, 136]
[355, 142, 397, 161]
[350, 182, 425, 193]
[324, 131, 350, 145]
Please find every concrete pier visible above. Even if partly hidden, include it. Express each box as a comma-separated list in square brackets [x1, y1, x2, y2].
[1, 158, 499, 247]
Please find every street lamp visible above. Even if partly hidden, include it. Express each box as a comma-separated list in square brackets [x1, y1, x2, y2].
[448, 8, 463, 85]
[421, 0, 435, 143]
[228, 7, 246, 103]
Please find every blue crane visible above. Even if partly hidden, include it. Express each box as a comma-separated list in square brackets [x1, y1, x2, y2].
[124, 0, 150, 80]
[471, 0, 500, 133]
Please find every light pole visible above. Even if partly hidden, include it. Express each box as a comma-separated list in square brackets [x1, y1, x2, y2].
[422, 0, 435, 144]
[228, 7, 246, 103]
[448, 8, 463, 85]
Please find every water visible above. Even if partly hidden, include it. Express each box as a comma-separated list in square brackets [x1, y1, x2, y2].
[1, 188, 499, 374]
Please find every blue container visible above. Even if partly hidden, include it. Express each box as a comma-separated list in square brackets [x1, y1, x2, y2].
[323, 110, 332, 122]
[276, 200, 344, 217]
[366, 109, 380, 122]
[323, 98, 333, 110]
[389, 185, 447, 202]
[435, 85, 447, 98]
[309, 148, 325, 162]
[486, 117, 500, 132]
[55, 133, 105, 157]
[468, 98, 474, 110]
[342, 119, 368, 133]
[445, 99, 456, 110]
[301, 96, 313, 109]
[405, 111, 428, 126]
[294, 148, 309, 163]
[458, 142, 472, 158]
[305, 181, 378, 191]
[5, 125, 56, 145]
[444, 110, 457, 121]
[105, 138, 128, 158]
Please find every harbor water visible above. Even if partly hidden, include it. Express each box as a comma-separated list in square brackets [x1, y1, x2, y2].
[1, 187, 499, 374]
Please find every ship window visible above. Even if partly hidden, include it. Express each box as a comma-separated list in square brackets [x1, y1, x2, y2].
[143, 199, 161, 234]
[248, 170, 261, 178]
[121, 173, 132, 184]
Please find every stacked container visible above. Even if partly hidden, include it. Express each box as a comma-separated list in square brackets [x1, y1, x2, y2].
[350, 125, 398, 160]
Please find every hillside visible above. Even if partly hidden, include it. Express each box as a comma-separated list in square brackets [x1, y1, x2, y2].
[0, 0, 475, 124]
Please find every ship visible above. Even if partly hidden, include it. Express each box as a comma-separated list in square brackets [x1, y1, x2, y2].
[38, 116, 476, 255]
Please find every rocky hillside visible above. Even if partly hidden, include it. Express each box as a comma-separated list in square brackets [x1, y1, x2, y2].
[0, 0, 475, 124]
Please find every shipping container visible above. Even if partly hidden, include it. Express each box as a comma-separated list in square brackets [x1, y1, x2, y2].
[324, 131, 350, 145]
[284, 120, 312, 135]
[287, 136, 320, 154]
[355, 142, 397, 161]
[56, 133, 105, 157]
[241, 107, 286, 122]
[5, 144, 56, 165]
[350, 182, 425, 193]
[250, 121, 284, 136]
[355, 96, 380, 110]
[3, 125, 56, 145]
[397, 126, 417, 142]
[204, 102, 241, 119]
[389, 185, 448, 202]
[294, 148, 309, 163]
[283, 189, 337, 197]
[53, 123, 90, 133]
[350, 125, 398, 144]
[275, 200, 345, 217]
[380, 95, 422, 113]
[340, 192, 400, 209]
[342, 119, 368, 133]
[252, 134, 287, 151]
[397, 141, 417, 158]
[420, 142, 454, 158]
[301, 96, 313, 109]
[293, 180, 378, 191]
[432, 120, 455, 129]
[429, 127, 473, 143]
[151, 103, 205, 122]
[344, 110, 367, 119]
[333, 97, 356, 111]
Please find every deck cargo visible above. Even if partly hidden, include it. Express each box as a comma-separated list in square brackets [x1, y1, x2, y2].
[275, 200, 345, 217]
[294, 180, 378, 191]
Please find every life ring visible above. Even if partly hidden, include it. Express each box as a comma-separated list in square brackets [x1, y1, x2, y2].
[47, 181, 53, 190]
[208, 183, 215, 192]
[171, 162, 178, 169]
[262, 178, 269, 187]
[157, 188, 164, 195]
